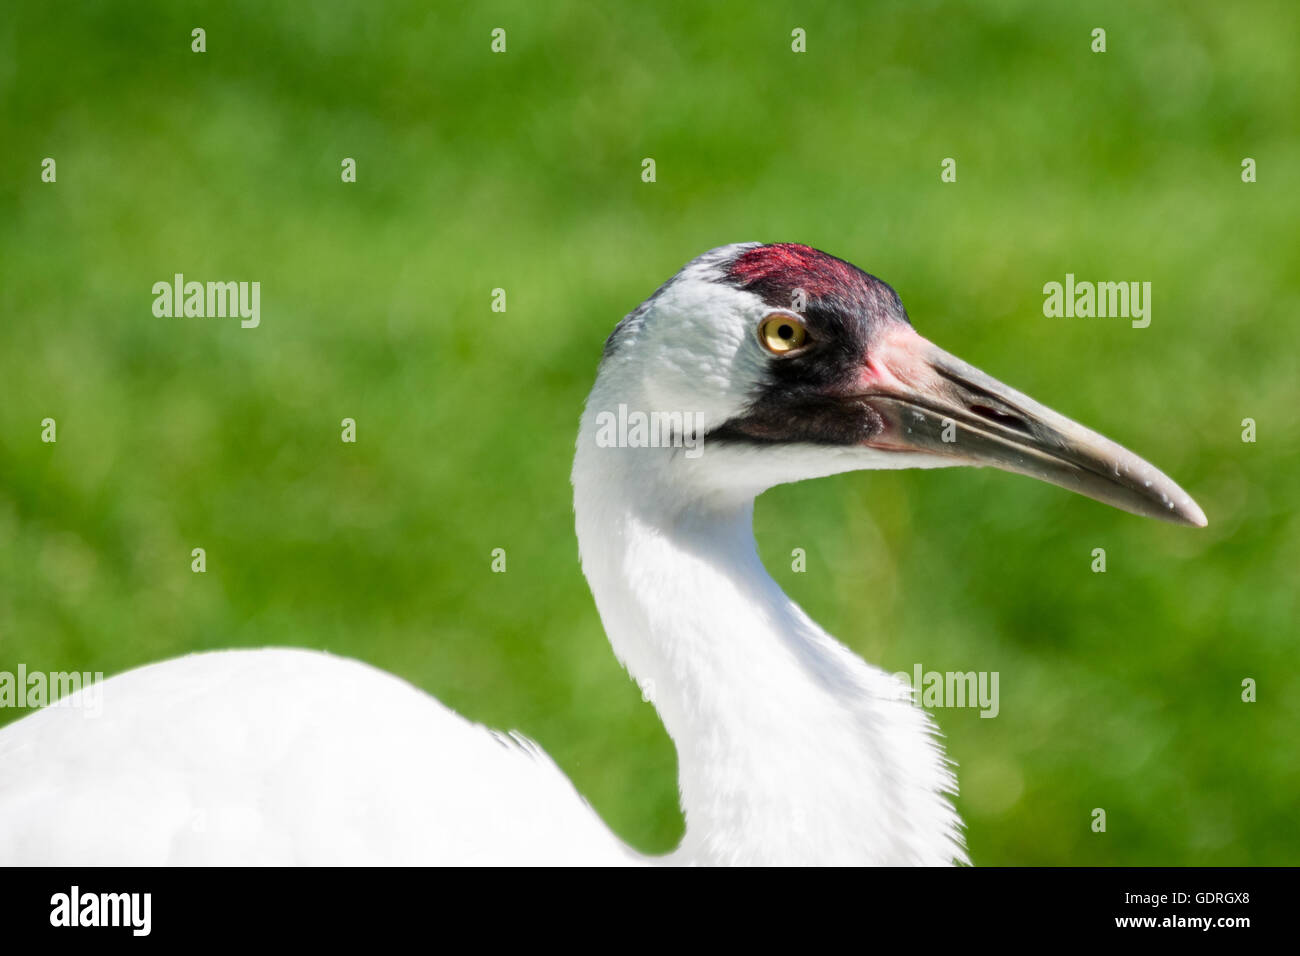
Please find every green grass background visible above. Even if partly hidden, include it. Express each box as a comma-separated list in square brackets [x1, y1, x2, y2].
[1, 1, 1296, 864]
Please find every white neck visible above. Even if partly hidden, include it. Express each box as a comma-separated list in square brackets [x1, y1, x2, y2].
[572, 418, 967, 866]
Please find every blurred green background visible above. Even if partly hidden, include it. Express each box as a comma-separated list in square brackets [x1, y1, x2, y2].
[1, 1, 1297, 865]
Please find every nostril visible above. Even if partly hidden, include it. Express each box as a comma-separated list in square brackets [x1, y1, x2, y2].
[969, 403, 1031, 434]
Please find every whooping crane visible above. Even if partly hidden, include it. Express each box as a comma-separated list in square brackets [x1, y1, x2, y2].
[0, 243, 1205, 865]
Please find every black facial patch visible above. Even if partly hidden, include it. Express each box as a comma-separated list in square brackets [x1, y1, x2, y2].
[711, 244, 910, 446]
[708, 391, 889, 446]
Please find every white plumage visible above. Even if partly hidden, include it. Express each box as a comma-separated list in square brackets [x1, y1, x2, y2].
[1, 649, 635, 865]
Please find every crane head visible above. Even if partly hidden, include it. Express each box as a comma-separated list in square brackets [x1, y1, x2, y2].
[597, 242, 1205, 527]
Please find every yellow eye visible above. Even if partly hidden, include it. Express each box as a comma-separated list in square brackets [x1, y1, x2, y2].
[758, 313, 808, 354]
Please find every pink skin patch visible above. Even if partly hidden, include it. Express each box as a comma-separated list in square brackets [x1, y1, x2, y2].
[858, 325, 932, 395]
[852, 326, 949, 453]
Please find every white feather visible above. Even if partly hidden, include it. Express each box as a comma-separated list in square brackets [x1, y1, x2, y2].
[0, 649, 637, 865]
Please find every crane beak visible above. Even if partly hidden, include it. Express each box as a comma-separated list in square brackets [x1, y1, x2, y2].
[856, 327, 1207, 527]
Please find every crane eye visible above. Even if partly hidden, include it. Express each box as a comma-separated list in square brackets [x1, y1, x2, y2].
[758, 313, 809, 354]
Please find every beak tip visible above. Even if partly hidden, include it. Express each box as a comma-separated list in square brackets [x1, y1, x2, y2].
[1165, 493, 1207, 528]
